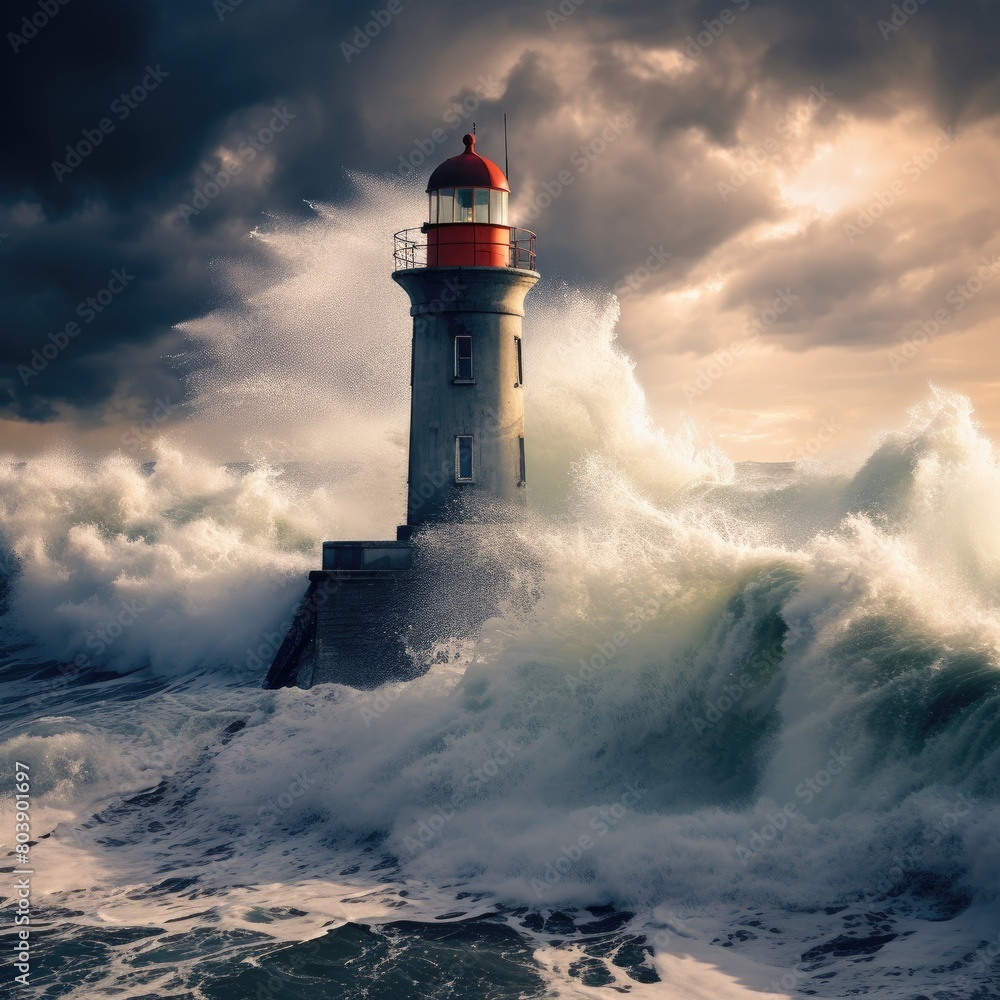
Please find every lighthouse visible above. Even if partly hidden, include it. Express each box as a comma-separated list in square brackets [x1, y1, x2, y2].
[393, 132, 539, 532]
[265, 133, 539, 689]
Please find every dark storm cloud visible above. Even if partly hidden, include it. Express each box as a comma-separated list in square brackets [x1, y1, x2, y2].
[754, 0, 1000, 123]
[2, 0, 999, 422]
[585, 0, 1000, 122]
[0, 0, 369, 419]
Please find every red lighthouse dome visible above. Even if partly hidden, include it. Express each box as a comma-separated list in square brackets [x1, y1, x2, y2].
[426, 133, 510, 192]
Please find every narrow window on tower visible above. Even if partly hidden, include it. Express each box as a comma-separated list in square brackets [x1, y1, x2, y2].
[456, 436, 474, 482]
[514, 336, 523, 387]
[454, 335, 473, 381]
[518, 436, 526, 486]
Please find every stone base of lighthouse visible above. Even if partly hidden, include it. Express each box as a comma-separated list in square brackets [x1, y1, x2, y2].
[263, 532, 518, 690]
[264, 540, 415, 690]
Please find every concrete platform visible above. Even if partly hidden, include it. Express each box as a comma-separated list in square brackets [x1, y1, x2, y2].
[264, 540, 421, 690]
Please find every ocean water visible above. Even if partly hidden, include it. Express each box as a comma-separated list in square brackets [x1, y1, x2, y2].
[1, 177, 999, 998]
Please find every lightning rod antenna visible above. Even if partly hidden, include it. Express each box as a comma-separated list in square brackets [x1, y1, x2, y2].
[504, 113, 509, 184]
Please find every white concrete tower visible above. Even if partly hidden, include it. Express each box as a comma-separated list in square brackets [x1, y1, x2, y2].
[393, 133, 539, 534]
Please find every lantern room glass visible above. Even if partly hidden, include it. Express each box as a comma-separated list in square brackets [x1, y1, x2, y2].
[474, 189, 489, 222]
[490, 189, 508, 225]
[436, 188, 454, 224]
[456, 188, 475, 223]
[428, 188, 510, 224]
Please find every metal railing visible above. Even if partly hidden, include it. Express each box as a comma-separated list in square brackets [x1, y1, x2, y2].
[393, 226, 537, 271]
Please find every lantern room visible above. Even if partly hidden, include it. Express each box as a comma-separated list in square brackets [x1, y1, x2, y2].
[427, 132, 509, 226]
[393, 133, 535, 270]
